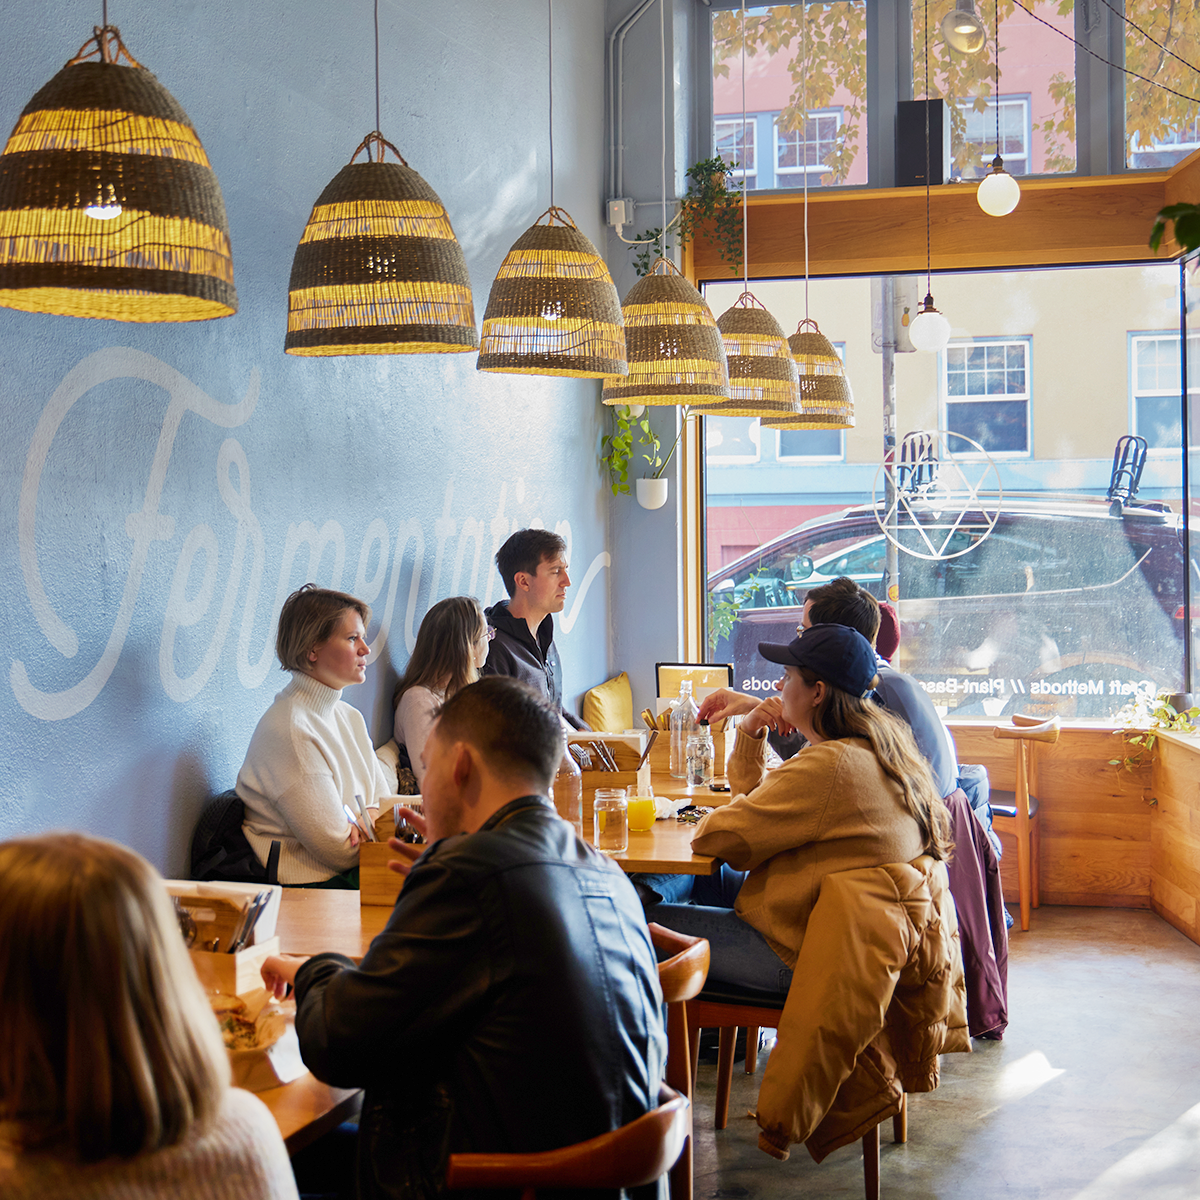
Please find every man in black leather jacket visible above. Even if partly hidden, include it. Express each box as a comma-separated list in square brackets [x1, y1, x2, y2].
[261, 677, 664, 1200]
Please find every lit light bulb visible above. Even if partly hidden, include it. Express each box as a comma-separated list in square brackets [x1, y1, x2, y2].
[977, 156, 1021, 216]
[909, 294, 952, 353]
[940, 2, 987, 53]
[84, 181, 122, 221]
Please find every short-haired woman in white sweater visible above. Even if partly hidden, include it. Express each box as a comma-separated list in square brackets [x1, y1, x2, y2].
[0, 833, 297, 1200]
[237, 585, 391, 888]
[392, 596, 491, 793]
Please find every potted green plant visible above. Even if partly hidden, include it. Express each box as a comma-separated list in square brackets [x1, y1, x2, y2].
[628, 156, 745, 277]
[600, 406, 690, 508]
[1108, 690, 1200, 796]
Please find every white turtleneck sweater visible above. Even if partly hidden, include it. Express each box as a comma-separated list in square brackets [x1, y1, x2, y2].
[237, 672, 390, 884]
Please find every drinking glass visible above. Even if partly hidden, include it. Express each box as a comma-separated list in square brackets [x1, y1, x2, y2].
[593, 788, 628, 855]
[626, 787, 656, 833]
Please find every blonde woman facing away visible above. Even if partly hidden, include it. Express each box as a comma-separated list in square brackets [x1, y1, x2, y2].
[0, 833, 297, 1200]
[238, 584, 391, 887]
[392, 597, 491, 792]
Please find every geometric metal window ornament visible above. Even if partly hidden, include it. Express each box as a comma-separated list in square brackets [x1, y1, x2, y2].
[871, 428, 1002, 559]
[285, 131, 478, 356]
[0, 26, 237, 322]
[705, 292, 801, 418]
[761, 317, 853, 429]
[477, 205, 627, 379]
[601, 257, 729, 406]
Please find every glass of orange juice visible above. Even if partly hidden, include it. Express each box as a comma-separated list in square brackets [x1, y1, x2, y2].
[627, 789, 656, 833]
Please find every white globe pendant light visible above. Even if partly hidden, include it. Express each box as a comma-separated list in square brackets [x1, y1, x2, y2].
[977, 157, 1021, 216]
[909, 293, 952, 354]
[976, 0, 1020, 216]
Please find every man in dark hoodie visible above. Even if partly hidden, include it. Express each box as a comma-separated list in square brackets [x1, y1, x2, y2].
[483, 528, 588, 728]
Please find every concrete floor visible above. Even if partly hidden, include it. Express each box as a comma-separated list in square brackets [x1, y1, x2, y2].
[690, 906, 1200, 1200]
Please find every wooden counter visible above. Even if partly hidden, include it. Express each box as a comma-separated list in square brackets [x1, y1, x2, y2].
[1150, 730, 1200, 945]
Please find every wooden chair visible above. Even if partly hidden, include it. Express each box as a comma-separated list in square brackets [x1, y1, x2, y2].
[990, 713, 1061, 931]
[684, 988, 906, 1200]
[444, 1084, 689, 1200]
[648, 923, 711, 1200]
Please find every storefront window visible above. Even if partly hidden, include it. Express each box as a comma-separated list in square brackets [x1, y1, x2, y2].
[703, 263, 1191, 719]
[912, 0, 1076, 178]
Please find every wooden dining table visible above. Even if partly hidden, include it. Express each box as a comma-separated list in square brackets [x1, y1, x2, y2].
[258, 797, 720, 1151]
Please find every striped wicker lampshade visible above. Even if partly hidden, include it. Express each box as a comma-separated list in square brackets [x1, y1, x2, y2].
[601, 258, 728, 406]
[285, 132, 477, 356]
[477, 206, 626, 378]
[763, 318, 854, 429]
[706, 293, 800, 418]
[0, 26, 235, 322]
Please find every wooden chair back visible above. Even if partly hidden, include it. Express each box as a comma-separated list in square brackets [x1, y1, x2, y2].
[444, 1084, 689, 1200]
[991, 714, 1060, 930]
[649, 923, 710, 1200]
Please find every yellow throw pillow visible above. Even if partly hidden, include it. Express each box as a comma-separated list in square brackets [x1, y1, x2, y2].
[582, 672, 634, 733]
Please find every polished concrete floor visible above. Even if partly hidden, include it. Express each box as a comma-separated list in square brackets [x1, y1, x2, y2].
[690, 906, 1200, 1199]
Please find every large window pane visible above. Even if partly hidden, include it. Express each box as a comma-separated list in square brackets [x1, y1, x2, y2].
[712, 3, 868, 189]
[912, 1, 1076, 177]
[704, 264, 1188, 719]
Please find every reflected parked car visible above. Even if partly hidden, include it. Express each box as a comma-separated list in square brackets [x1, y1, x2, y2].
[707, 496, 1193, 718]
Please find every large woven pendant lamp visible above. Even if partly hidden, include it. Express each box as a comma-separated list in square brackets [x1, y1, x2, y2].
[477, 0, 626, 379]
[0, 24, 235, 322]
[285, 0, 476, 355]
[706, 4, 800, 420]
[478, 206, 626, 377]
[769, 3, 852, 430]
[763, 319, 854, 429]
[601, 259, 728, 405]
[708, 293, 801, 417]
[285, 132, 478, 356]
[602, 2, 725, 406]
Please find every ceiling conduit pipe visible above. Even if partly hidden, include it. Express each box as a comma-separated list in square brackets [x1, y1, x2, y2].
[609, 0, 658, 199]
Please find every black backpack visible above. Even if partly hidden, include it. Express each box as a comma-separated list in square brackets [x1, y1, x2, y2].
[190, 789, 280, 884]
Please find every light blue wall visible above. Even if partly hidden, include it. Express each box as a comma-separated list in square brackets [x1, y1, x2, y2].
[0, 0, 620, 874]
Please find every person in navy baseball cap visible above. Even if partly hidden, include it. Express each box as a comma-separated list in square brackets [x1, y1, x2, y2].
[758, 622, 879, 699]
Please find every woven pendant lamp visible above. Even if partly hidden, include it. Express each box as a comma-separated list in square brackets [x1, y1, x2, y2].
[285, 132, 477, 356]
[705, 293, 800, 418]
[477, 206, 626, 378]
[0, 26, 235, 322]
[763, 317, 854, 429]
[602, 258, 728, 406]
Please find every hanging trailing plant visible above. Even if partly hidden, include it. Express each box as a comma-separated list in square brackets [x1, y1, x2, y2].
[600, 406, 690, 494]
[628, 156, 745, 277]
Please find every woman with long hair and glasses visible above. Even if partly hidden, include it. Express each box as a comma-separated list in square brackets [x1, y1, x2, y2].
[0, 833, 297, 1199]
[237, 584, 391, 888]
[648, 623, 952, 992]
[392, 596, 491, 792]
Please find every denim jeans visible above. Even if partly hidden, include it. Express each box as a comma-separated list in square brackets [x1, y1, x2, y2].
[647, 900, 794, 994]
[634, 863, 748, 907]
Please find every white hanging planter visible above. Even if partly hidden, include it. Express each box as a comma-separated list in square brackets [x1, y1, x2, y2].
[636, 477, 669, 510]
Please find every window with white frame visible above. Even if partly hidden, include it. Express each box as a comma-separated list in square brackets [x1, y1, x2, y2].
[714, 118, 756, 185]
[943, 337, 1031, 455]
[959, 96, 1030, 177]
[1131, 332, 1200, 449]
[705, 414, 762, 464]
[775, 110, 843, 183]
